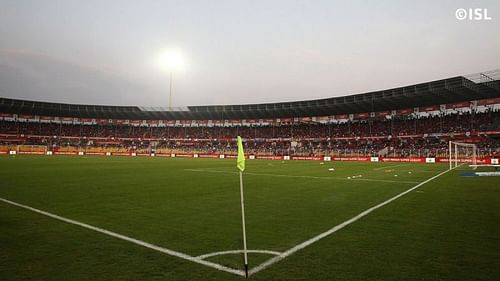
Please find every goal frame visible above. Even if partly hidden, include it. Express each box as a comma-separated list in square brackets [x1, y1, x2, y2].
[448, 141, 477, 170]
[16, 144, 49, 154]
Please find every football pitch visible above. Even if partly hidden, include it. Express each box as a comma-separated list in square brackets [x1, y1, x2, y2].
[1, 156, 499, 281]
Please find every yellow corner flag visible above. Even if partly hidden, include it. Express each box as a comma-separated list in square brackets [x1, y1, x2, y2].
[237, 135, 248, 276]
[237, 136, 245, 172]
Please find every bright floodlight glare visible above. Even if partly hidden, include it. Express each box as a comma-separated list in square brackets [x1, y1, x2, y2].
[157, 50, 185, 72]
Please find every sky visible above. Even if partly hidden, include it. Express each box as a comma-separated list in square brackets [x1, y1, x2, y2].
[0, 0, 499, 107]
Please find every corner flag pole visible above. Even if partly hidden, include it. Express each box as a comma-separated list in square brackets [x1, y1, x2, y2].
[239, 170, 248, 277]
[236, 136, 249, 278]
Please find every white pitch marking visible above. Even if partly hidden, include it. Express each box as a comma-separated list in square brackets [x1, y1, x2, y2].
[373, 164, 410, 171]
[197, 249, 281, 260]
[247, 167, 456, 276]
[184, 169, 419, 184]
[469, 164, 500, 167]
[0, 197, 245, 277]
[1, 166, 454, 278]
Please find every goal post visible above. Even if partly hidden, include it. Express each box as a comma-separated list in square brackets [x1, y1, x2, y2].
[16, 145, 49, 154]
[448, 141, 477, 170]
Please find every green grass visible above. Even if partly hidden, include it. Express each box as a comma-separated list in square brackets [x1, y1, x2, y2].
[1, 155, 499, 280]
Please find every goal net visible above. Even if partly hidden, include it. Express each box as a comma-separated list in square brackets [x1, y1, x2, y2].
[448, 141, 477, 169]
[16, 145, 48, 154]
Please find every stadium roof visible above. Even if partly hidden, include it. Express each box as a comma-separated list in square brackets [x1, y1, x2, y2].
[1, 70, 500, 120]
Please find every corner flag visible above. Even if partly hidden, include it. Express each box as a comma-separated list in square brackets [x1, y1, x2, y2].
[237, 136, 245, 172]
[236, 136, 248, 277]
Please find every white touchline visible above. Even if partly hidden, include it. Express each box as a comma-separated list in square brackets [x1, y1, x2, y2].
[247, 167, 456, 276]
[0, 197, 245, 277]
[197, 249, 281, 260]
[184, 169, 420, 184]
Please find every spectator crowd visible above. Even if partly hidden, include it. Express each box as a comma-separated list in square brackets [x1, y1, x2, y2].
[1, 110, 499, 158]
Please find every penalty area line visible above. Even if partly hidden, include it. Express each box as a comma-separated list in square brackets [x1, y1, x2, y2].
[184, 169, 419, 184]
[0, 197, 245, 277]
[372, 164, 410, 171]
[248, 167, 456, 276]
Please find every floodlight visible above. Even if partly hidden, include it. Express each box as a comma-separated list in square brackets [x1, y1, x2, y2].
[157, 49, 185, 72]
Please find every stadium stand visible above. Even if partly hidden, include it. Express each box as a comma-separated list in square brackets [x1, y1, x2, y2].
[1, 71, 500, 160]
